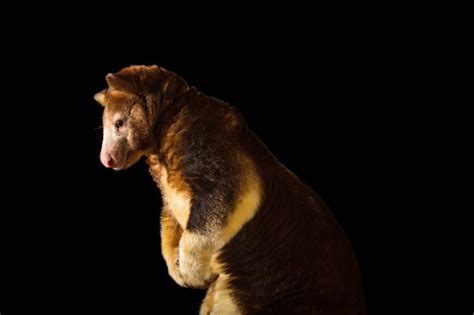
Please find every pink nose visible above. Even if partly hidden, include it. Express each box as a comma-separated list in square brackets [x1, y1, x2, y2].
[106, 156, 115, 168]
[101, 152, 115, 168]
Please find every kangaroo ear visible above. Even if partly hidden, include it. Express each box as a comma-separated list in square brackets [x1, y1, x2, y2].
[106, 73, 135, 92]
[105, 73, 120, 88]
[94, 89, 107, 106]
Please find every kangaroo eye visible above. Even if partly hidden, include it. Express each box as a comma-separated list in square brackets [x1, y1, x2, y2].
[115, 119, 124, 129]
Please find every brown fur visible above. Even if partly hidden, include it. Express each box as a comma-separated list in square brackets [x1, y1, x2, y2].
[96, 65, 366, 314]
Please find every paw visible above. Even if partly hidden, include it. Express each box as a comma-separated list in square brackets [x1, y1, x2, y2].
[168, 263, 186, 287]
[179, 255, 217, 289]
[164, 247, 186, 287]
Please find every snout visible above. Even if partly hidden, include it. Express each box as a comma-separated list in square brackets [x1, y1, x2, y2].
[100, 149, 127, 170]
[100, 151, 115, 168]
[100, 128, 128, 170]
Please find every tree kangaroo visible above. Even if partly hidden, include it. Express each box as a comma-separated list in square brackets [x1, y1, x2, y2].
[95, 65, 366, 314]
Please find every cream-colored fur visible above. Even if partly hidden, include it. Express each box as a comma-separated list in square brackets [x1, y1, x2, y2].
[215, 164, 262, 249]
[153, 153, 262, 312]
[157, 165, 191, 229]
[200, 274, 241, 315]
[179, 231, 217, 288]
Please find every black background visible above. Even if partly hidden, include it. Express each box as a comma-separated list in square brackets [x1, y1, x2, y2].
[0, 6, 470, 312]
[2, 16, 459, 313]
[2, 50, 378, 313]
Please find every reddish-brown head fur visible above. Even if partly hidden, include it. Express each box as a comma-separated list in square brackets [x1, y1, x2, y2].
[94, 65, 186, 169]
